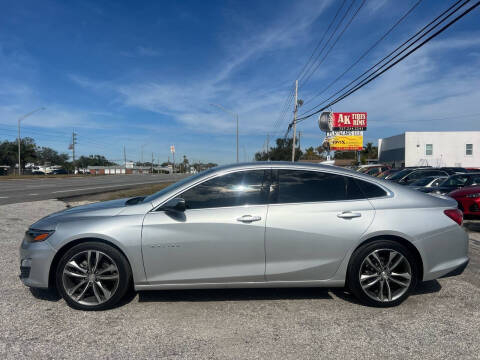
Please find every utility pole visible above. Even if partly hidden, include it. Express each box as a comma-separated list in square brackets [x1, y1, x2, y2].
[298, 131, 302, 152]
[291, 80, 298, 162]
[211, 103, 239, 163]
[151, 152, 154, 174]
[71, 130, 77, 174]
[123, 145, 126, 167]
[266, 133, 270, 161]
[236, 113, 239, 163]
[17, 107, 45, 175]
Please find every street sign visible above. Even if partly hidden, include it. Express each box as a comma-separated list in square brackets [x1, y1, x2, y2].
[328, 135, 363, 151]
[332, 112, 367, 131]
[170, 145, 175, 154]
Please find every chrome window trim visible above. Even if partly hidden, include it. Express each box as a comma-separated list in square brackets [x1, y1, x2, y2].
[151, 167, 273, 212]
[150, 165, 393, 212]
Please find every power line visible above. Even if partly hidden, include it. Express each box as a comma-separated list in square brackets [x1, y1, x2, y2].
[298, 0, 469, 118]
[299, 0, 366, 89]
[302, 0, 424, 106]
[294, 0, 478, 124]
[296, 0, 347, 83]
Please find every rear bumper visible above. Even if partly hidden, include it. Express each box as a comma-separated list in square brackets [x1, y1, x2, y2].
[416, 225, 470, 281]
[440, 258, 469, 278]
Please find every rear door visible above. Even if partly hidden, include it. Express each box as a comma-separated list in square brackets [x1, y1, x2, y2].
[265, 169, 376, 281]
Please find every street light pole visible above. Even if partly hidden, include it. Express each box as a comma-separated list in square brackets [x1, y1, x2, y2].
[17, 107, 45, 175]
[211, 103, 239, 163]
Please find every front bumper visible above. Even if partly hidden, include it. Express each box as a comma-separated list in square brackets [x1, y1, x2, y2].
[456, 197, 480, 216]
[19, 237, 56, 288]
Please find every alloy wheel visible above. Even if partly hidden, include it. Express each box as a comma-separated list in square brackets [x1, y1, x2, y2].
[358, 249, 412, 303]
[62, 250, 120, 306]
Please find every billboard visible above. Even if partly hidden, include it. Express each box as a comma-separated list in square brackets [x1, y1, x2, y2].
[332, 112, 367, 131]
[328, 135, 363, 151]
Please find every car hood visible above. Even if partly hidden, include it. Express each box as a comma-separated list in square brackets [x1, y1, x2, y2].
[449, 185, 480, 197]
[30, 198, 131, 230]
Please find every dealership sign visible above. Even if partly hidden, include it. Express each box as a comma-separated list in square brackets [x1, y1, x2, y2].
[328, 135, 363, 151]
[332, 112, 367, 131]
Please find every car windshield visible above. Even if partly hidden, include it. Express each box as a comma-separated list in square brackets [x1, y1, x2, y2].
[143, 168, 217, 203]
[441, 175, 469, 186]
[388, 169, 412, 180]
[410, 176, 435, 186]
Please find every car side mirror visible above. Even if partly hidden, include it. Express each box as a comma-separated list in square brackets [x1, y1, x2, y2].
[160, 198, 186, 212]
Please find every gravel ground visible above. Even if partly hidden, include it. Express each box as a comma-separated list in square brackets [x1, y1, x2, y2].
[1, 200, 480, 359]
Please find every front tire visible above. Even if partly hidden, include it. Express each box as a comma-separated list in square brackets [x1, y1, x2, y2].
[55, 242, 131, 310]
[347, 240, 418, 307]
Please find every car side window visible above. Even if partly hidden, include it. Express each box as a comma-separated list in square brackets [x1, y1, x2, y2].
[275, 170, 366, 203]
[180, 170, 269, 209]
[354, 178, 387, 198]
[471, 175, 480, 185]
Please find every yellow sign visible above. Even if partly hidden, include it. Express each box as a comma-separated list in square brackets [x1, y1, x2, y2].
[328, 135, 363, 151]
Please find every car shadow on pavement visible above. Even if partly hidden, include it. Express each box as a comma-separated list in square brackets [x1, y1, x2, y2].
[29, 287, 61, 302]
[138, 287, 334, 303]
[464, 220, 480, 232]
[332, 280, 442, 306]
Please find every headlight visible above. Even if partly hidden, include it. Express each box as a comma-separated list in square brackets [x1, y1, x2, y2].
[25, 229, 55, 242]
[466, 193, 480, 198]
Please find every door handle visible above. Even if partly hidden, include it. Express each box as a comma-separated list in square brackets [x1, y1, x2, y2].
[337, 211, 362, 219]
[236, 215, 262, 223]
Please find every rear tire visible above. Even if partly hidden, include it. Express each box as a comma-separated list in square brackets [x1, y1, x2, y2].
[347, 240, 418, 307]
[55, 242, 131, 311]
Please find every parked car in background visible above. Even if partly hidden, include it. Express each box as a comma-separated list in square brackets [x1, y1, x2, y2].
[377, 168, 401, 179]
[408, 176, 448, 191]
[361, 165, 391, 177]
[439, 167, 468, 175]
[50, 169, 68, 175]
[32, 170, 45, 175]
[387, 168, 449, 185]
[449, 185, 480, 218]
[466, 168, 480, 172]
[422, 173, 480, 194]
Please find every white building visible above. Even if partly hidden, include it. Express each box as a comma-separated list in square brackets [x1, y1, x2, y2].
[378, 131, 480, 168]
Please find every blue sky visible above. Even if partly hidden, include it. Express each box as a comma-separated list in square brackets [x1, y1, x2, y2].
[0, 0, 479, 164]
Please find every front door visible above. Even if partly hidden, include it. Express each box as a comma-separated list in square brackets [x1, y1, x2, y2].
[142, 169, 270, 285]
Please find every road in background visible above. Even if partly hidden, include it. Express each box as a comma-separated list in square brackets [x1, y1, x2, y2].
[0, 174, 187, 205]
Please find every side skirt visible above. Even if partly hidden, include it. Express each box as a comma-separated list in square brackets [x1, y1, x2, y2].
[135, 279, 345, 291]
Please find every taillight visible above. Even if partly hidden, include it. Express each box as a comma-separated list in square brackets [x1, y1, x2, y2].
[444, 209, 463, 226]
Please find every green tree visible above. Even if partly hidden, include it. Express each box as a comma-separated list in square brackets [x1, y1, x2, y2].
[255, 138, 302, 161]
[36, 146, 69, 166]
[300, 146, 325, 161]
[0, 137, 37, 168]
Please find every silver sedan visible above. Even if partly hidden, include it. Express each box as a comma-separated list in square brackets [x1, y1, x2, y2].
[19, 162, 469, 310]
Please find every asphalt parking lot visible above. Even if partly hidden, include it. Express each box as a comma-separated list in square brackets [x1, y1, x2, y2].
[1, 200, 480, 359]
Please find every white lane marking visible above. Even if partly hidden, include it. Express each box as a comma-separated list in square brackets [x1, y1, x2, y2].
[0, 196, 8, 199]
[29, 193, 39, 196]
[51, 180, 171, 194]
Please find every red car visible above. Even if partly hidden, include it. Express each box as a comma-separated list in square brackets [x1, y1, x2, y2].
[449, 185, 480, 218]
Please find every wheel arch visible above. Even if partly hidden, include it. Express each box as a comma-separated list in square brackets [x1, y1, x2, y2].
[48, 237, 133, 290]
[349, 234, 424, 282]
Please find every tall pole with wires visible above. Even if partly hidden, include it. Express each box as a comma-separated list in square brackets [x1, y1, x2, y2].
[71, 130, 77, 173]
[291, 80, 298, 162]
[17, 107, 45, 175]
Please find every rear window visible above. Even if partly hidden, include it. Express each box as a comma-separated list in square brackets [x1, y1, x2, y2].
[276, 170, 365, 203]
[354, 179, 388, 198]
